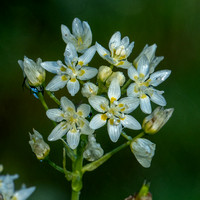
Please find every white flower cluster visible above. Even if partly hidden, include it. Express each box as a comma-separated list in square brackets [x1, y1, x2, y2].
[19, 18, 173, 168]
[0, 165, 35, 200]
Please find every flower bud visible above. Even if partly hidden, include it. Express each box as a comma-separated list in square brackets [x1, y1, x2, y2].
[130, 138, 155, 168]
[106, 71, 125, 86]
[18, 56, 46, 87]
[142, 107, 174, 134]
[81, 82, 98, 98]
[97, 66, 112, 82]
[0, 164, 3, 173]
[83, 135, 104, 161]
[29, 129, 50, 160]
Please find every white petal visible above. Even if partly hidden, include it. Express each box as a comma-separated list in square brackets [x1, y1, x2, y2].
[60, 96, 75, 111]
[128, 66, 138, 81]
[107, 119, 122, 142]
[118, 97, 140, 113]
[149, 70, 171, 86]
[78, 66, 98, 80]
[150, 90, 166, 106]
[140, 94, 152, 114]
[78, 45, 96, 66]
[109, 31, 121, 51]
[131, 138, 156, 168]
[89, 114, 107, 129]
[116, 60, 132, 69]
[96, 42, 111, 59]
[61, 24, 75, 44]
[80, 118, 94, 135]
[88, 96, 109, 112]
[64, 43, 78, 65]
[46, 75, 68, 91]
[127, 83, 140, 97]
[137, 55, 149, 78]
[121, 36, 129, 47]
[13, 187, 36, 200]
[108, 78, 121, 101]
[149, 56, 164, 74]
[67, 78, 80, 96]
[48, 122, 69, 141]
[121, 115, 141, 130]
[41, 61, 60, 74]
[72, 18, 83, 37]
[46, 109, 64, 122]
[125, 41, 135, 57]
[67, 130, 80, 149]
[82, 21, 92, 45]
[77, 104, 91, 118]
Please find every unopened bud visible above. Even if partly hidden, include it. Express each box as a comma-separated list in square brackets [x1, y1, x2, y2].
[106, 71, 125, 86]
[81, 82, 98, 98]
[29, 129, 50, 160]
[142, 107, 174, 134]
[18, 57, 46, 87]
[83, 135, 104, 161]
[97, 66, 112, 82]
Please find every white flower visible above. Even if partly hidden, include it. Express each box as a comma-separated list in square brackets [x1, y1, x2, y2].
[61, 18, 92, 53]
[0, 172, 35, 200]
[127, 55, 171, 114]
[134, 44, 164, 74]
[41, 43, 97, 96]
[96, 31, 134, 69]
[131, 138, 156, 168]
[29, 129, 50, 160]
[83, 135, 104, 161]
[18, 56, 46, 87]
[142, 107, 174, 134]
[81, 82, 98, 98]
[46, 96, 94, 149]
[97, 66, 112, 82]
[106, 71, 126, 87]
[89, 79, 141, 142]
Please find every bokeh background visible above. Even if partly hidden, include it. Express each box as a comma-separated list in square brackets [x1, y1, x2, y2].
[1, 0, 200, 199]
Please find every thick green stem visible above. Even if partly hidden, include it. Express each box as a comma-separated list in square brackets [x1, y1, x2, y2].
[82, 132, 144, 173]
[46, 90, 61, 106]
[71, 136, 87, 200]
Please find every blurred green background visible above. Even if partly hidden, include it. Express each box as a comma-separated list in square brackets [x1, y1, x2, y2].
[1, 0, 200, 199]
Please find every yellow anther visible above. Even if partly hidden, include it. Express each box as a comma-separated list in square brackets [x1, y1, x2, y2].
[134, 76, 138, 80]
[118, 103, 124, 107]
[70, 78, 76, 82]
[78, 37, 83, 45]
[79, 69, 85, 76]
[101, 114, 108, 121]
[110, 97, 117, 104]
[134, 86, 139, 93]
[100, 104, 106, 111]
[60, 66, 66, 72]
[77, 111, 83, 116]
[139, 73, 145, 78]
[78, 61, 84, 66]
[61, 75, 68, 81]
[110, 118, 114, 125]
[117, 61, 124, 66]
[120, 108, 125, 112]
[141, 94, 147, 99]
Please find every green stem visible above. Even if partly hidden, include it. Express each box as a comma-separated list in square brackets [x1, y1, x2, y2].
[46, 90, 60, 106]
[38, 92, 48, 110]
[121, 79, 132, 95]
[45, 157, 64, 174]
[71, 136, 87, 200]
[82, 132, 144, 173]
[60, 139, 76, 161]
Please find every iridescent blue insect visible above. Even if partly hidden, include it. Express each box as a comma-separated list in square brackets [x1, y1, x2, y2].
[22, 77, 44, 99]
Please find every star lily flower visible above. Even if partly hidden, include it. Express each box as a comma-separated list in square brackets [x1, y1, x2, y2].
[127, 55, 171, 114]
[41, 43, 97, 96]
[89, 78, 141, 142]
[134, 44, 164, 74]
[46, 96, 94, 149]
[130, 138, 156, 168]
[96, 31, 134, 69]
[61, 18, 92, 53]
